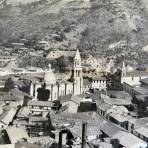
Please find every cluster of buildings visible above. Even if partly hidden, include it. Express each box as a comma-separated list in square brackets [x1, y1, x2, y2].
[0, 49, 147, 147]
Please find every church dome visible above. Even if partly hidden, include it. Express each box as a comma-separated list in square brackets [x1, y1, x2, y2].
[44, 64, 56, 84]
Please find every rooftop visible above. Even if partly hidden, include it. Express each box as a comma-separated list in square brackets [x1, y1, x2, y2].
[140, 78, 148, 85]
[50, 112, 102, 124]
[107, 91, 132, 100]
[113, 131, 147, 147]
[16, 142, 42, 148]
[6, 126, 28, 144]
[29, 116, 48, 122]
[97, 102, 112, 111]
[17, 107, 29, 118]
[135, 95, 148, 102]
[0, 107, 17, 125]
[135, 127, 148, 138]
[126, 70, 148, 77]
[133, 86, 148, 95]
[103, 97, 131, 106]
[0, 95, 22, 102]
[100, 121, 122, 137]
[92, 76, 107, 81]
[28, 100, 53, 107]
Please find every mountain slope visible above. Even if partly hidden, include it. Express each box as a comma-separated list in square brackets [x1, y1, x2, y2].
[0, 0, 148, 65]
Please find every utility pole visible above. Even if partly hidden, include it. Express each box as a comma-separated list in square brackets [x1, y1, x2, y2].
[81, 122, 87, 148]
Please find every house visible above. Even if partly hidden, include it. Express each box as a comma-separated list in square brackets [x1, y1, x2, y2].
[28, 116, 51, 137]
[96, 102, 112, 120]
[128, 117, 148, 142]
[122, 77, 148, 97]
[121, 62, 148, 86]
[91, 76, 107, 91]
[60, 94, 97, 113]
[13, 115, 52, 137]
[96, 96, 134, 130]
[28, 100, 53, 115]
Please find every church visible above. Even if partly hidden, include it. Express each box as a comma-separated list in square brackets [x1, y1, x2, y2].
[29, 49, 83, 101]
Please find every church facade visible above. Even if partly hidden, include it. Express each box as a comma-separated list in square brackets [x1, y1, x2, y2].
[29, 49, 83, 101]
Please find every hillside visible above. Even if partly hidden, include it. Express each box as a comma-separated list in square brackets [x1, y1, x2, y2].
[0, 0, 148, 65]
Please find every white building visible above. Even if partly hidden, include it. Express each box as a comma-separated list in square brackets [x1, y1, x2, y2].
[29, 49, 83, 101]
[28, 100, 53, 115]
[91, 77, 107, 91]
[121, 62, 148, 86]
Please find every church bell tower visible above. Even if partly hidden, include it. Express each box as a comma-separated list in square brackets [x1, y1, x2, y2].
[72, 49, 83, 95]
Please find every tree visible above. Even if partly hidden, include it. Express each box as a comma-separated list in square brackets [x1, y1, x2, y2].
[5, 77, 15, 91]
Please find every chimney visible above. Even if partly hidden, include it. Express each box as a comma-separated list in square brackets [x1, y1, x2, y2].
[81, 122, 87, 148]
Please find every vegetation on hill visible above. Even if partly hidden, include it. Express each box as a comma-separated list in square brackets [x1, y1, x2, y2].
[0, 0, 148, 67]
